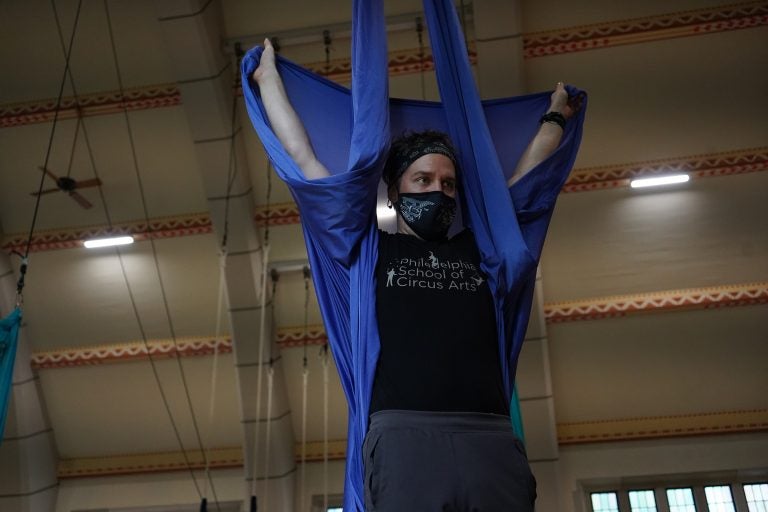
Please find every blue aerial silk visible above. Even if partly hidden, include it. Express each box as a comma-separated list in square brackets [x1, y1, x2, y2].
[241, 1, 586, 509]
[0, 308, 22, 444]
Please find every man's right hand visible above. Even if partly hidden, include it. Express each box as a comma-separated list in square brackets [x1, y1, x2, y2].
[252, 38, 278, 84]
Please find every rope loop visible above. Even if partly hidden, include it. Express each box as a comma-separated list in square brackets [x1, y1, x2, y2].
[323, 29, 332, 74]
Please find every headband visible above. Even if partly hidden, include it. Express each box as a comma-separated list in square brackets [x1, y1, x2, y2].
[383, 141, 458, 186]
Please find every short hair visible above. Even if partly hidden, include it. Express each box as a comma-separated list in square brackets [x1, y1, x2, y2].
[382, 130, 459, 187]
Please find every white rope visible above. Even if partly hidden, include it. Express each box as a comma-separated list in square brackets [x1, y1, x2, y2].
[250, 242, 271, 499]
[300, 268, 310, 512]
[322, 348, 329, 511]
[263, 365, 275, 511]
[300, 365, 308, 512]
[203, 250, 228, 500]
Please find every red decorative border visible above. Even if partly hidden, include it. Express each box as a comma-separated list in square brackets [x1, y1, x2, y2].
[303, 46, 477, 82]
[58, 447, 243, 479]
[524, 1, 768, 58]
[33, 283, 765, 369]
[2, 214, 213, 253]
[276, 324, 328, 348]
[56, 409, 768, 477]
[4, 4, 765, 129]
[564, 147, 768, 192]
[1, 205, 301, 254]
[558, 409, 768, 444]
[31, 336, 232, 369]
[0, 84, 180, 128]
[255, 202, 302, 227]
[0, 49, 475, 128]
[545, 283, 768, 323]
[30, 324, 328, 369]
[4, 147, 767, 253]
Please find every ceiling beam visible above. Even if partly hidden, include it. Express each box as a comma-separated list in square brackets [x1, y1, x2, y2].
[154, 0, 294, 509]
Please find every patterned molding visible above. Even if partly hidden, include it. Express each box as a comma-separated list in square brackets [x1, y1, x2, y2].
[31, 282, 766, 368]
[58, 447, 243, 479]
[1, 213, 213, 253]
[1, 203, 304, 253]
[30, 325, 325, 369]
[56, 441, 345, 478]
[563, 147, 768, 193]
[545, 282, 768, 323]
[276, 324, 328, 348]
[303, 46, 477, 83]
[557, 409, 768, 444]
[0, 84, 180, 128]
[5, 148, 765, 254]
[294, 439, 348, 463]
[56, 409, 767, 477]
[254, 201, 302, 227]
[0, 48, 473, 129]
[6, 1, 765, 129]
[523, 1, 768, 58]
[30, 336, 232, 370]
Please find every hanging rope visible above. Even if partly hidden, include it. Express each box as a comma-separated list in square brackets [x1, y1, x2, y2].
[64, 113, 82, 179]
[262, 272, 279, 511]
[200, 33, 243, 512]
[263, 160, 272, 245]
[416, 17, 427, 101]
[51, 0, 111, 229]
[42, 2, 210, 504]
[220, 43, 244, 250]
[321, 342, 330, 511]
[202, 250, 227, 504]
[323, 30, 332, 75]
[299, 266, 311, 512]
[17, 0, 84, 306]
[250, 156, 275, 508]
[103, 1, 221, 506]
[249, 243, 270, 498]
[263, 365, 275, 511]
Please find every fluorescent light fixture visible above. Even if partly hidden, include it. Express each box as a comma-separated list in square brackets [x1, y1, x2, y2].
[630, 174, 690, 189]
[376, 205, 396, 220]
[83, 236, 134, 249]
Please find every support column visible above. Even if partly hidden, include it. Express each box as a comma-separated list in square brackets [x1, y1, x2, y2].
[517, 270, 563, 512]
[0, 251, 59, 511]
[155, 1, 295, 509]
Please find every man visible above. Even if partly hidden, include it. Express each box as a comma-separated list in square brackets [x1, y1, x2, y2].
[251, 36, 581, 510]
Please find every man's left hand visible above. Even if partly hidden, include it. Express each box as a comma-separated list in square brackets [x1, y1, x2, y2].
[549, 82, 585, 120]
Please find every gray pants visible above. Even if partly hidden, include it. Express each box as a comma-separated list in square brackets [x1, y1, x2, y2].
[363, 410, 536, 511]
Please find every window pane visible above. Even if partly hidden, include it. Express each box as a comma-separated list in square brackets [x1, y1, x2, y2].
[744, 483, 768, 512]
[667, 488, 696, 512]
[630, 490, 658, 512]
[592, 492, 620, 512]
[705, 485, 736, 512]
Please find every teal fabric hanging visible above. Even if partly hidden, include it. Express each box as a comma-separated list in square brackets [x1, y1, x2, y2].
[511, 385, 525, 443]
[0, 308, 22, 443]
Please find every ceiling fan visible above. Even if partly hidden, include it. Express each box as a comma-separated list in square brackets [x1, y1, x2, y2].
[30, 166, 102, 210]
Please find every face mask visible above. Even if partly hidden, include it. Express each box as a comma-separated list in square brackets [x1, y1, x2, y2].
[395, 191, 457, 241]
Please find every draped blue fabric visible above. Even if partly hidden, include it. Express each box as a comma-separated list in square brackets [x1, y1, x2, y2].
[241, 1, 586, 509]
[0, 308, 22, 444]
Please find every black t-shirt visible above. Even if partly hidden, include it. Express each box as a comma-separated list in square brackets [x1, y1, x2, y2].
[370, 229, 509, 415]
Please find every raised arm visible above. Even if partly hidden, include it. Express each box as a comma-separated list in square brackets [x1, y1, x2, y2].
[507, 82, 583, 187]
[251, 39, 330, 180]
